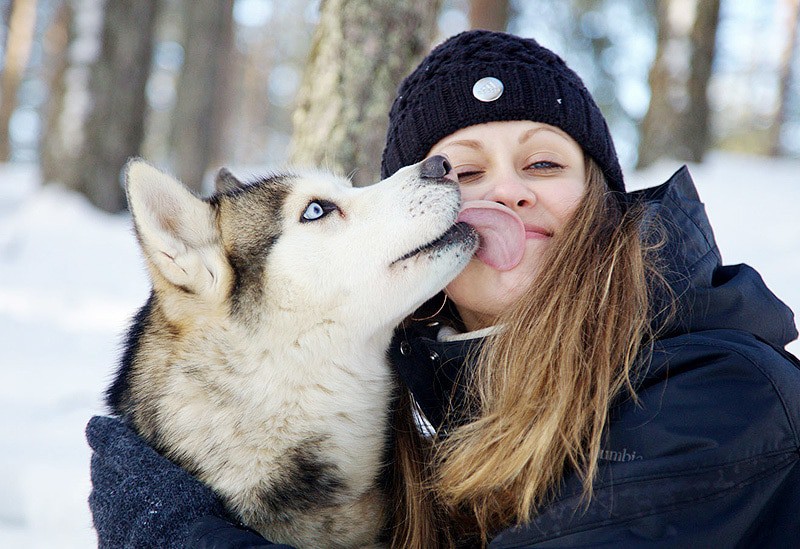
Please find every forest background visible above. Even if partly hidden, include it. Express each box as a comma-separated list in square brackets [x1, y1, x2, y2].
[2, 0, 799, 207]
[1, 0, 799, 546]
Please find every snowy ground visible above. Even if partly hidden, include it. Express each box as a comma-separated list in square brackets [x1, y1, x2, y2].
[0, 152, 798, 547]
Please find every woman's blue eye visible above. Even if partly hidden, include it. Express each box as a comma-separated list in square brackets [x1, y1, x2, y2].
[527, 161, 562, 171]
[301, 200, 337, 222]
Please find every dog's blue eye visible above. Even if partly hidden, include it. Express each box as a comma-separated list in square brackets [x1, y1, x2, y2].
[301, 200, 337, 222]
[303, 202, 324, 220]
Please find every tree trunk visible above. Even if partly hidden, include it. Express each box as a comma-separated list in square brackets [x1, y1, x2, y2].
[682, 0, 720, 162]
[169, 0, 234, 193]
[469, 0, 509, 31]
[770, 0, 800, 156]
[0, 0, 38, 161]
[68, 1, 160, 212]
[288, 0, 442, 187]
[637, 0, 720, 168]
[637, 1, 675, 168]
[40, 0, 73, 184]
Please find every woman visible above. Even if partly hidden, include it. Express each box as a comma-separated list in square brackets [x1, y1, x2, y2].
[87, 30, 800, 547]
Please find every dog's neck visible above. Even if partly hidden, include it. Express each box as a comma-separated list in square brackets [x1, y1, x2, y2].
[162, 307, 395, 377]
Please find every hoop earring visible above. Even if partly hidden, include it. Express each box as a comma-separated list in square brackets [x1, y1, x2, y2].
[410, 293, 448, 322]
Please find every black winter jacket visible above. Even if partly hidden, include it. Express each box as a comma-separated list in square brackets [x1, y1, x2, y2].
[391, 166, 800, 547]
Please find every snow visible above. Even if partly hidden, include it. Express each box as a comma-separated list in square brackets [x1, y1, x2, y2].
[0, 152, 798, 546]
[0, 165, 146, 547]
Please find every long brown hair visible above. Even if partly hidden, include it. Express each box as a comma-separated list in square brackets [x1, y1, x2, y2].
[387, 159, 670, 547]
[433, 159, 668, 540]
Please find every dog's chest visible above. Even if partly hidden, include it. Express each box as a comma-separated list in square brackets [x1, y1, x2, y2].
[165, 346, 393, 488]
[192, 356, 391, 546]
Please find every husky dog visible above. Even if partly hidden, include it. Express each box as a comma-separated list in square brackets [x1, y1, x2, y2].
[106, 157, 477, 548]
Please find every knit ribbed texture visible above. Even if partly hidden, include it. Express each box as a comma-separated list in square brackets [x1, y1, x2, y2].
[381, 30, 625, 193]
[86, 415, 228, 548]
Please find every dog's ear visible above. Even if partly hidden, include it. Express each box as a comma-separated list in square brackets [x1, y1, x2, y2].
[125, 159, 227, 297]
[214, 167, 245, 194]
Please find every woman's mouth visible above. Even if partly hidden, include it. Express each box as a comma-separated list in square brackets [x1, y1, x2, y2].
[456, 201, 526, 271]
[524, 224, 552, 239]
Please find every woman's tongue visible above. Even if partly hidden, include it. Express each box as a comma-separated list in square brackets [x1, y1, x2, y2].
[456, 201, 526, 271]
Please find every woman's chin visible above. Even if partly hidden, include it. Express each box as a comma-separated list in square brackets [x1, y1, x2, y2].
[447, 256, 539, 324]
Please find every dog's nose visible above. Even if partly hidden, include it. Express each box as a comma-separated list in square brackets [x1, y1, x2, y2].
[420, 155, 453, 181]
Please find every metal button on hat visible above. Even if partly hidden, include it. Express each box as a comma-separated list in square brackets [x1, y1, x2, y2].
[472, 76, 504, 102]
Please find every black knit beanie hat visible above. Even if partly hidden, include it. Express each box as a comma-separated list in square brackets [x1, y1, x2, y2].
[380, 30, 625, 194]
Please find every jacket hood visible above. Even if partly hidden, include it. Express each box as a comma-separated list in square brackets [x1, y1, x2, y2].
[631, 166, 798, 347]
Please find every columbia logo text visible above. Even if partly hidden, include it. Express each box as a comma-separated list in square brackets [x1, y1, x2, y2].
[599, 448, 643, 462]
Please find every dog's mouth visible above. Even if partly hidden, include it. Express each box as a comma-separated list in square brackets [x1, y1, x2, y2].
[391, 222, 478, 266]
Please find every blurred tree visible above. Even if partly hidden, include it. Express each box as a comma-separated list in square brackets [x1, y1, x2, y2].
[770, 0, 800, 156]
[169, 0, 234, 193]
[65, 1, 160, 212]
[636, 1, 675, 168]
[469, 0, 509, 31]
[682, 0, 720, 162]
[289, 0, 442, 186]
[0, 0, 38, 161]
[40, 0, 72, 184]
[637, 0, 721, 168]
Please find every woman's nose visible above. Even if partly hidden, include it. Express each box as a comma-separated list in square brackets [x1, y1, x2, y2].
[484, 176, 536, 209]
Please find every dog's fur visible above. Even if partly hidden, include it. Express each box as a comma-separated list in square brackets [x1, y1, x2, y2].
[107, 159, 477, 548]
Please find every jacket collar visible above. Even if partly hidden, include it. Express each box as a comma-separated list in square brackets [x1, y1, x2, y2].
[632, 166, 797, 347]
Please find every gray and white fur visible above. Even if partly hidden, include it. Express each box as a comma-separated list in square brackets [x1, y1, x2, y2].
[106, 158, 477, 548]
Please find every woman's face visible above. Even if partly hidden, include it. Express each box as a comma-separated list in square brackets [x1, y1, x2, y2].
[427, 120, 587, 331]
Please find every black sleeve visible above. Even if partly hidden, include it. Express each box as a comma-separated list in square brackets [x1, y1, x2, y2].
[87, 415, 228, 548]
[187, 516, 296, 549]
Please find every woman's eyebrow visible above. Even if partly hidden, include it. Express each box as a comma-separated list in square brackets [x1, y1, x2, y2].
[439, 139, 483, 151]
[518, 127, 572, 145]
